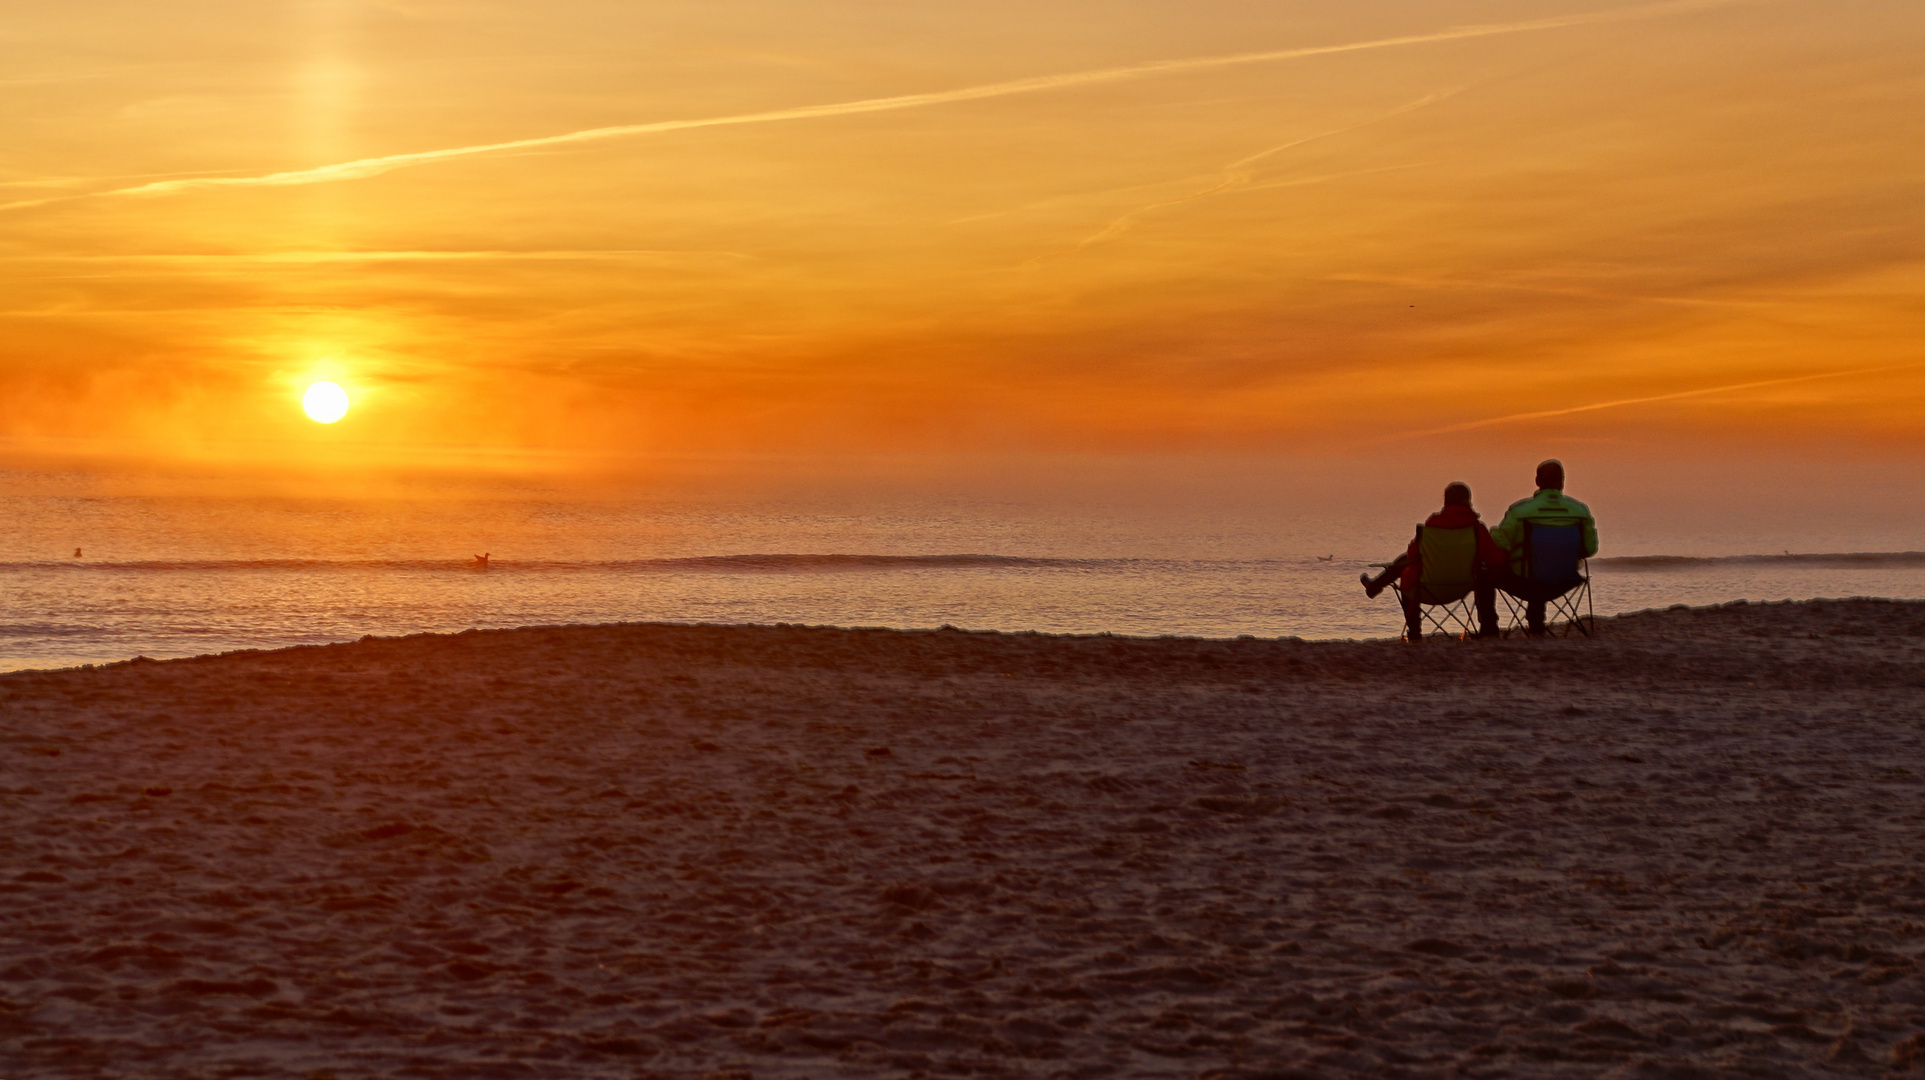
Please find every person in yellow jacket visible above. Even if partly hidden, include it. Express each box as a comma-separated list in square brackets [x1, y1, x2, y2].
[1490, 459, 1598, 634]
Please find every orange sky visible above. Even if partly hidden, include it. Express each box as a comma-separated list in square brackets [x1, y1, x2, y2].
[2, 0, 1921, 481]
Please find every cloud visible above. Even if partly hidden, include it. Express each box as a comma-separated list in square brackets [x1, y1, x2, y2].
[1360, 363, 1925, 446]
[1025, 91, 1454, 265]
[0, 250, 754, 264]
[4, 0, 1742, 211]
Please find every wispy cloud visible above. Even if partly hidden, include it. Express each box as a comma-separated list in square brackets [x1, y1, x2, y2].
[2, 0, 1739, 212]
[1358, 363, 1922, 446]
[1025, 92, 1453, 266]
[0, 250, 754, 264]
[0, 169, 260, 191]
[1326, 272, 1777, 309]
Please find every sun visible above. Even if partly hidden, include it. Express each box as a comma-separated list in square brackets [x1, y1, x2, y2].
[302, 381, 350, 424]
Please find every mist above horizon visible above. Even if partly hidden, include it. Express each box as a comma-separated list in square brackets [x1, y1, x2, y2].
[2, 0, 1921, 485]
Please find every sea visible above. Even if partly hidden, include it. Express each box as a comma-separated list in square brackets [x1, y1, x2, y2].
[2, 480, 1922, 671]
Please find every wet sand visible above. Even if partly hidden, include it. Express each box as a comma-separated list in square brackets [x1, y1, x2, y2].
[3, 598, 1923, 1078]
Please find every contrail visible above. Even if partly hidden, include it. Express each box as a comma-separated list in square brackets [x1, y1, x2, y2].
[7, 0, 1734, 210]
[0, 249, 753, 264]
[1327, 272, 1775, 309]
[1361, 362, 1921, 446]
[1026, 91, 1452, 266]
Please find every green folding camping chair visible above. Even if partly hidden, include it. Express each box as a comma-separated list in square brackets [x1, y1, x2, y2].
[1380, 524, 1481, 641]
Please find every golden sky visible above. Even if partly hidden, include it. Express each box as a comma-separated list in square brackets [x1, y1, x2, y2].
[3, 0, 1921, 479]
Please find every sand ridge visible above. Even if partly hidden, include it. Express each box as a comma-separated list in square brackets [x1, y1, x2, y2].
[2, 599, 1923, 1077]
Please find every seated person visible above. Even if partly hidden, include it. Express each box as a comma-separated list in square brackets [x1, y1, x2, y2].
[1490, 458, 1599, 634]
[1361, 481, 1507, 639]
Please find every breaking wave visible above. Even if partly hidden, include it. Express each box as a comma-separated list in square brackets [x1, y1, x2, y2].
[1595, 551, 1925, 571]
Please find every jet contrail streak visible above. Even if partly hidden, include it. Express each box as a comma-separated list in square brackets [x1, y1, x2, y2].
[39, 0, 1735, 205]
[0, 250, 753, 263]
[1025, 91, 1451, 266]
[1362, 362, 1919, 445]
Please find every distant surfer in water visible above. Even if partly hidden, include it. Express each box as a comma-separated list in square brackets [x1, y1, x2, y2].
[474, 553, 490, 569]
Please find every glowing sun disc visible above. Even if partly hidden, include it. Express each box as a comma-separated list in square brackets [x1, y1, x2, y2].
[302, 381, 350, 423]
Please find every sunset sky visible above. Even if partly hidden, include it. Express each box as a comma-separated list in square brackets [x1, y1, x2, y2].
[3, 0, 1921, 484]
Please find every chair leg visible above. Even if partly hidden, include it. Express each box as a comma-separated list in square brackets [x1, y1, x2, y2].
[1550, 584, 1594, 636]
[1392, 586, 1486, 643]
[1498, 590, 1528, 639]
[1526, 582, 1594, 637]
[1419, 599, 1477, 641]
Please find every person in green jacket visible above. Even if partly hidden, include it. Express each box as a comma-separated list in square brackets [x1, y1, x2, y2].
[1490, 459, 1598, 634]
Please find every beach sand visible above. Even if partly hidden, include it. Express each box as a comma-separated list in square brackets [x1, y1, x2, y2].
[3, 599, 1923, 1078]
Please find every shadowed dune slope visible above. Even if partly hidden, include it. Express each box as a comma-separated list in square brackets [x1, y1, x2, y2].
[3, 599, 1924, 1078]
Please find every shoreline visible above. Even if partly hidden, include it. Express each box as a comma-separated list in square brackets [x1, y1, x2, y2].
[3, 597, 1922, 1076]
[8, 593, 1922, 678]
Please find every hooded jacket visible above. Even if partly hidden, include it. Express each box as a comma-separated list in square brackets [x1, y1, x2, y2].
[1491, 488, 1600, 573]
[1401, 503, 1508, 592]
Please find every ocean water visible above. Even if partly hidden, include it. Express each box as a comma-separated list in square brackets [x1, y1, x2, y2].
[2, 486, 1922, 670]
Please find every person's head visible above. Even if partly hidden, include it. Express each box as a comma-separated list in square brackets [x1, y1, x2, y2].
[1535, 458, 1565, 491]
[1443, 481, 1472, 507]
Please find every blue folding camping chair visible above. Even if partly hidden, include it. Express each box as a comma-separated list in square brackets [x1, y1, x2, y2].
[1499, 521, 1594, 637]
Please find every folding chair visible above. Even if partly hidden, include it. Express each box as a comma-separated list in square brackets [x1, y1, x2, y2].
[1499, 521, 1594, 637]
[1383, 524, 1481, 641]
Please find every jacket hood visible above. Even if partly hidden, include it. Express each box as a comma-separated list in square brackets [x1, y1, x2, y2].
[1428, 503, 1483, 527]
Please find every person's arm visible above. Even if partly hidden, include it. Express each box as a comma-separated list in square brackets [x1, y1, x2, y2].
[1580, 511, 1599, 558]
[1490, 507, 1522, 552]
[1476, 523, 1507, 568]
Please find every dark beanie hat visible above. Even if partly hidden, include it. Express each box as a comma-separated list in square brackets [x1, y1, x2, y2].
[1443, 482, 1472, 506]
[1536, 459, 1565, 490]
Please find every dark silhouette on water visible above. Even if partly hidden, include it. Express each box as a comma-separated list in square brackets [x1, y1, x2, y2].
[473, 553, 490, 570]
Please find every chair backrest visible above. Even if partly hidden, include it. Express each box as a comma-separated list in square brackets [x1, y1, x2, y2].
[1524, 522, 1585, 583]
[1417, 525, 1478, 586]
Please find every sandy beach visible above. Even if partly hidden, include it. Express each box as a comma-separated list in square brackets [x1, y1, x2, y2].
[3, 598, 1923, 1078]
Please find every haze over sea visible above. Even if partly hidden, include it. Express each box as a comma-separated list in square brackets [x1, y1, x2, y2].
[4, 463, 1921, 671]
[7, 0, 1923, 673]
